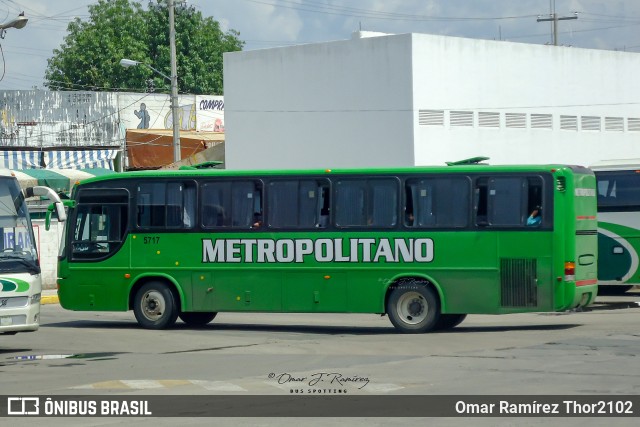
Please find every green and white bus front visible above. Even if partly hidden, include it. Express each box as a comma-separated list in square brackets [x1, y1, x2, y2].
[0, 173, 42, 334]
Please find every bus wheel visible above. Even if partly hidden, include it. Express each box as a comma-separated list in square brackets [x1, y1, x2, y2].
[133, 282, 179, 330]
[434, 314, 467, 330]
[387, 285, 439, 333]
[179, 312, 217, 326]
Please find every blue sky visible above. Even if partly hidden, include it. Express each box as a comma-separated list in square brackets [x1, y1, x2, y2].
[0, 0, 638, 91]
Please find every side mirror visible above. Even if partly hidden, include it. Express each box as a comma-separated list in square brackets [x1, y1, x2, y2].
[24, 186, 70, 231]
[45, 201, 68, 231]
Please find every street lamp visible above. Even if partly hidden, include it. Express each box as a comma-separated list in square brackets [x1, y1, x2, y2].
[0, 12, 28, 39]
[119, 0, 181, 163]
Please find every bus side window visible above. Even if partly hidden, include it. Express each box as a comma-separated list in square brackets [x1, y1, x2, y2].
[335, 179, 398, 228]
[201, 183, 227, 227]
[370, 180, 398, 227]
[475, 178, 489, 226]
[487, 177, 528, 226]
[317, 184, 330, 228]
[267, 179, 329, 229]
[525, 177, 544, 226]
[406, 178, 469, 228]
[335, 180, 367, 226]
[228, 180, 263, 228]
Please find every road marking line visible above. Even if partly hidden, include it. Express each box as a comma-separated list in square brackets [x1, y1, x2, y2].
[190, 380, 246, 391]
[120, 380, 164, 389]
[361, 383, 404, 393]
[73, 379, 246, 391]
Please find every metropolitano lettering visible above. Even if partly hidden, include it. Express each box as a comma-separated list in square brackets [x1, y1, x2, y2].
[202, 238, 434, 264]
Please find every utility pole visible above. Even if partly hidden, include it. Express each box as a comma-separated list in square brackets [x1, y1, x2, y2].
[168, 0, 181, 162]
[537, 0, 577, 46]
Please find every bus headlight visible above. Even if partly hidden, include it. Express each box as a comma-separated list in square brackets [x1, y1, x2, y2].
[31, 293, 41, 304]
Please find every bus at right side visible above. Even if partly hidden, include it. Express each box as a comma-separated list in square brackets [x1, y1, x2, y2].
[591, 159, 640, 294]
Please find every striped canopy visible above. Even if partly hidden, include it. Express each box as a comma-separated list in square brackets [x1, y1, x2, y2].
[0, 149, 118, 170]
[12, 168, 115, 196]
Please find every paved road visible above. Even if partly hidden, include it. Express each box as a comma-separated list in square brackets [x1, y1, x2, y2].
[1, 290, 639, 426]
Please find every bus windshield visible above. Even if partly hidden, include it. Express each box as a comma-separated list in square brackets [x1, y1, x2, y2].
[0, 176, 39, 275]
[595, 170, 640, 211]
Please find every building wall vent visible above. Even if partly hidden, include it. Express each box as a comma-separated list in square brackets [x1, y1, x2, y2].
[418, 109, 444, 126]
[605, 117, 624, 132]
[505, 113, 526, 128]
[581, 116, 601, 131]
[531, 114, 552, 129]
[450, 111, 474, 127]
[478, 112, 500, 128]
[628, 118, 640, 132]
[560, 115, 578, 131]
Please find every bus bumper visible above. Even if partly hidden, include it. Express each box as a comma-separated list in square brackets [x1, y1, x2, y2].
[0, 302, 40, 334]
[569, 283, 598, 309]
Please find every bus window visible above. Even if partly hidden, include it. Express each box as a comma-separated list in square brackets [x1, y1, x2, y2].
[405, 177, 470, 228]
[267, 179, 329, 228]
[335, 178, 398, 228]
[487, 177, 528, 226]
[136, 181, 195, 229]
[72, 189, 128, 260]
[525, 177, 544, 225]
[201, 180, 263, 229]
[475, 176, 545, 227]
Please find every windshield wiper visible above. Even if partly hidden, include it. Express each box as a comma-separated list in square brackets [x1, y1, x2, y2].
[0, 256, 40, 274]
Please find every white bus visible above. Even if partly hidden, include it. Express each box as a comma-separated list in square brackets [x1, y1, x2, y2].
[0, 169, 66, 335]
[591, 159, 640, 293]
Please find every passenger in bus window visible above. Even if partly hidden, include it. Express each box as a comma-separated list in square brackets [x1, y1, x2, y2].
[252, 213, 263, 228]
[526, 206, 542, 226]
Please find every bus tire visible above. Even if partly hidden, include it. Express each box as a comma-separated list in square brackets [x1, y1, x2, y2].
[133, 282, 179, 330]
[179, 312, 217, 326]
[387, 284, 439, 333]
[434, 314, 467, 330]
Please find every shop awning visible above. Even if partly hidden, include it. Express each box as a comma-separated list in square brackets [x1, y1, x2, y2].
[12, 168, 115, 196]
[0, 149, 118, 170]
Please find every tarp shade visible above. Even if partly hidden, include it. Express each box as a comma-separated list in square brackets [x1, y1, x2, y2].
[12, 168, 115, 196]
[44, 149, 117, 169]
[0, 150, 42, 169]
[126, 129, 223, 169]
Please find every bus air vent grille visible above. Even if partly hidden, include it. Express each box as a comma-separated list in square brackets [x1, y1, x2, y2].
[500, 258, 537, 307]
[556, 176, 566, 192]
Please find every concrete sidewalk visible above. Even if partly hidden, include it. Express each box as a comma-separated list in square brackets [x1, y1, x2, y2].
[41, 289, 59, 305]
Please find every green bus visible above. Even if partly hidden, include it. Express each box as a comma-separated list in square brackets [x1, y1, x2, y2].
[57, 162, 598, 333]
[591, 159, 640, 293]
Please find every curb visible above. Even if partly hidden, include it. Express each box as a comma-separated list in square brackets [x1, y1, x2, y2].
[41, 295, 60, 305]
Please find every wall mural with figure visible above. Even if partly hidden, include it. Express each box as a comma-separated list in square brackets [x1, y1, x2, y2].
[0, 91, 120, 147]
[0, 91, 225, 149]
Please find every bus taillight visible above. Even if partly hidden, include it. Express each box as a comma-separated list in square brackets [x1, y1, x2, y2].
[564, 261, 576, 282]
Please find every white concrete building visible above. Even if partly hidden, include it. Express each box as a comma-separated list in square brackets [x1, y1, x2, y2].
[224, 32, 640, 169]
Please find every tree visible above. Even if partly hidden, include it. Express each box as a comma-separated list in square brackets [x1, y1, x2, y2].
[44, 0, 244, 94]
